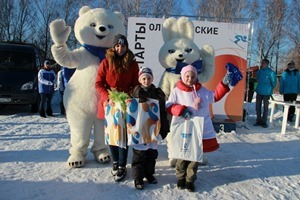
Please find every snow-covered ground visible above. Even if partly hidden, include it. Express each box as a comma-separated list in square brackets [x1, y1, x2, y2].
[0, 93, 299, 200]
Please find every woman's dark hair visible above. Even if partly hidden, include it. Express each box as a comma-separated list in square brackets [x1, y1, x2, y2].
[105, 47, 135, 74]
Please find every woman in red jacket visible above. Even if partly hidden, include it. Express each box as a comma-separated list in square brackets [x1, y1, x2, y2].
[95, 34, 139, 182]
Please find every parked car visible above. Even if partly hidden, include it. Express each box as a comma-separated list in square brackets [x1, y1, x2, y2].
[0, 42, 44, 112]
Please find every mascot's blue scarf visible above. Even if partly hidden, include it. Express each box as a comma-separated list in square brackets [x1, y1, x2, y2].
[83, 44, 108, 61]
[166, 60, 202, 74]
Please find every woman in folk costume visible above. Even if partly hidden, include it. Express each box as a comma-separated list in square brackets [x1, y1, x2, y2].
[166, 65, 230, 192]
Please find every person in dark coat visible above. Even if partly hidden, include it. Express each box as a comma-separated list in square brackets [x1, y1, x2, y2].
[130, 67, 169, 190]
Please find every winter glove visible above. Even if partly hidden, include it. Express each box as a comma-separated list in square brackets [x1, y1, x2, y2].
[181, 108, 192, 119]
[48, 82, 53, 86]
[138, 89, 148, 103]
[224, 63, 243, 86]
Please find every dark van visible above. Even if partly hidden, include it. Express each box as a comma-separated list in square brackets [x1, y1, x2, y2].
[0, 42, 43, 112]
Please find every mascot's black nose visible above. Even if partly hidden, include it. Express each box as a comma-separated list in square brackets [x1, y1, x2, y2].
[178, 54, 183, 57]
[99, 26, 106, 32]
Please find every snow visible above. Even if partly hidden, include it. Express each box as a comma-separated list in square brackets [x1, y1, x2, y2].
[1, 93, 300, 200]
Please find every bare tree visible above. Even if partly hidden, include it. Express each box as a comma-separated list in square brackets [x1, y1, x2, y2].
[105, 0, 181, 19]
[150, 0, 182, 18]
[33, 0, 61, 59]
[283, 0, 300, 68]
[13, 0, 35, 42]
[0, 0, 14, 41]
[0, 0, 35, 42]
[187, 0, 252, 22]
[254, 0, 288, 73]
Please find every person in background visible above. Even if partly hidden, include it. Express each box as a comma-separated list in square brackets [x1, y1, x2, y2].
[254, 59, 277, 128]
[95, 34, 139, 182]
[130, 67, 169, 190]
[56, 67, 76, 115]
[279, 61, 300, 122]
[38, 60, 56, 117]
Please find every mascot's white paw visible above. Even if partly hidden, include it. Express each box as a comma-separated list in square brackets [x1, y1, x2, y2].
[201, 44, 214, 57]
[169, 158, 177, 168]
[49, 19, 71, 46]
[94, 150, 110, 164]
[67, 154, 85, 168]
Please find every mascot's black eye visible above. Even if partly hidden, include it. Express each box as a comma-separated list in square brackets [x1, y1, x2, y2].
[90, 23, 96, 27]
[168, 49, 175, 54]
[185, 48, 192, 53]
[108, 24, 114, 29]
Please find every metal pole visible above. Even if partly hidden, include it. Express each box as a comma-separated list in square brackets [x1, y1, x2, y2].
[243, 20, 255, 129]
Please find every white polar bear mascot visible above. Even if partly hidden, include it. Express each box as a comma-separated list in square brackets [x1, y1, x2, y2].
[49, 6, 126, 168]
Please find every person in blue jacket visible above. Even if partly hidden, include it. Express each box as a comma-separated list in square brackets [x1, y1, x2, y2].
[254, 59, 277, 128]
[38, 60, 56, 117]
[56, 67, 75, 115]
[279, 61, 300, 122]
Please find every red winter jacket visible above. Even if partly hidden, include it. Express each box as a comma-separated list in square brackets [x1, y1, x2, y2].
[95, 58, 139, 119]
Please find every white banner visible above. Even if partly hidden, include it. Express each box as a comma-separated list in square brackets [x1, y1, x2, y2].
[128, 17, 250, 121]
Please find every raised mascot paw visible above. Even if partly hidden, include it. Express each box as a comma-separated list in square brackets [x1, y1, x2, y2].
[201, 44, 214, 57]
[67, 154, 85, 168]
[49, 19, 71, 46]
[94, 151, 111, 164]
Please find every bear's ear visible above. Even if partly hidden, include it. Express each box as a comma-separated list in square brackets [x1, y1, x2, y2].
[79, 6, 91, 16]
[176, 17, 194, 40]
[162, 17, 194, 42]
[114, 11, 125, 24]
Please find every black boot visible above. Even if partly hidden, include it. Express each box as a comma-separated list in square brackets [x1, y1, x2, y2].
[146, 175, 157, 184]
[39, 110, 46, 118]
[134, 179, 144, 190]
[177, 179, 186, 189]
[46, 108, 53, 116]
[114, 166, 127, 182]
[186, 181, 195, 192]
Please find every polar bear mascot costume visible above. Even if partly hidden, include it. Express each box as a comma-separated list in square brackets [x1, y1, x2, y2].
[49, 6, 125, 168]
[159, 17, 242, 167]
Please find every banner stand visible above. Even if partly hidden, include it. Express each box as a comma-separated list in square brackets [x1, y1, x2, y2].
[241, 21, 255, 130]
